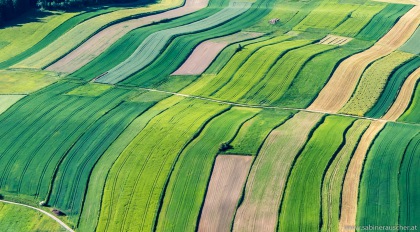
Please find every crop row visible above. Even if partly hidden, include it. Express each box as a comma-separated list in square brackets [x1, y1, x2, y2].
[399, 81, 420, 124]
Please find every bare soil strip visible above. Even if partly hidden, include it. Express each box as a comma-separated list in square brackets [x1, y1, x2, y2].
[0, 200, 74, 232]
[171, 32, 263, 75]
[47, 0, 209, 73]
[374, 0, 419, 5]
[318, 34, 353, 46]
[308, 6, 420, 113]
[339, 121, 386, 232]
[198, 155, 253, 232]
[233, 112, 323, 232]
[382, 67, 420, 121]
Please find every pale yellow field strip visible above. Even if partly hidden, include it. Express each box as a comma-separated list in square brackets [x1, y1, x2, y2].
[172, 32, 263, 75]
[339, 121, 386, 232]
[47, 0, 209, 73]
[382, 67, 420, 121]
[308, 6, 420, 113]
[198, 155, 253, 232]
[0, 95, 25, 114]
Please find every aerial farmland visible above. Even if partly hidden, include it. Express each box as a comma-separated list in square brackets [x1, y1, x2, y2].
[0, 0, 419, 229]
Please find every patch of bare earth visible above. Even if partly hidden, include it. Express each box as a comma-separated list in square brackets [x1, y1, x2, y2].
[339, 121, 386, 232]
[46, 0, 209, 73]
[198, 155, 253, 232]
[172, 32, 263, 75]
[232, 112, 323, 232]
[308, 6, 420, 113]
[382, 67, 420, 121]
[318, 34, 353, 46]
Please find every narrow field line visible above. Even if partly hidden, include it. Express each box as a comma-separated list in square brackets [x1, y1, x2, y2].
[0, 199, 74, 232]
[134, 86, 419, 126]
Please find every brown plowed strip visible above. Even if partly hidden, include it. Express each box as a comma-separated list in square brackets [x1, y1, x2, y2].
[308, 6, 420, 113]
[233, 111, 323, 232]
[382, 67, 420, 121]
[339, 121, 386, 232]
[172, 32, 263, 75]
[46, 0, 209, 73]
[198, 155, 253, 232]
[318, 34, 352, 46]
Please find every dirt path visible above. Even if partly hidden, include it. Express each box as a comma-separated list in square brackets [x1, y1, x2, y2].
[308, 6, 420, 113]
[338, 121, 386, 232]
[47, 0, 209, 73]
[172, 32, 263, 75]
[0, 199, 74, 232]
[198, 155, 253, 232]
[382, 67, 420, 121]
[233, 112, 323, 232]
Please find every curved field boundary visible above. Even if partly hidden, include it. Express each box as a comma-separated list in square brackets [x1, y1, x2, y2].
[339, 120, 386, 232]
[78, 95, 182, 232]
[383, 67, 420, 121]
[356, 123, 419, 229]
[157, 107, 258, 232]
[171, 32, 263, 75]
[340, 51, 414, 116]
[397, 80, 420, 123]
[399, 132, 420, 227]
[198, 155, 253, 232]
[366, 56, 420, 118]
[0, 200, 74, 232]
[279, 115, 355, 231]
[97, 99, 227, 232]
[0, 95, 25, 115]
[47, 0, 210, 73]
[13, 0, 184, 69]
[308, 5, 420, 113]
[95, 2, 252, 84]
[233, 111, 323, 232]
[321, 119, 371, 232]
[0, 7, 121, 69]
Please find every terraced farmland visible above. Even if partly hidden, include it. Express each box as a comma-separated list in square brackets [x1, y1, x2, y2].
[0, 0, 419, 230]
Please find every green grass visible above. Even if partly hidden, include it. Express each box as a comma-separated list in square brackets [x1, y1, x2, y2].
[47, 100, 156, 220]
[78, 95, 182, 232]
[274, 39, 373, 108]
[0, 95, 25, 115]
[399, 81, 420, 124]
[97, 99, 227, 232]
[233, 112, 323, 232]
[340, 51, 414, 116]
[293, 3, 358, 32]
[0, 69, 61, 94]
[356, 4, 413, 41]
[156, 107, 258, 232]
[366, 56, 420, 118]
[227, 109, 295, 155]
[321, 119, 370, 232]
[13, 0, 184, 69]
[212, 39, 313, 102]
[0, 11, 78, 63]
[279, 115, 355, 231]
[0, 202, 66, 232]
[399, 26, 420, 55]
[95, 3, 253, 84]
[181, 35, 292, 96]
[240, 43, 335, 105]
[65, 83, 113, 96]
[357, 123, 420, 228]
[332, 3, 386, 37]
[0, 7, 122, 69]
[0, 85, 135, 204]
[399, 132, 420, 228]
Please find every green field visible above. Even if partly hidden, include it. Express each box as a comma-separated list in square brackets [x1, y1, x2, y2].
[0, 0, 419, 230]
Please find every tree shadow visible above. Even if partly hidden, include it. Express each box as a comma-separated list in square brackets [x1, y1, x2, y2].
[0, 9, 57, 29]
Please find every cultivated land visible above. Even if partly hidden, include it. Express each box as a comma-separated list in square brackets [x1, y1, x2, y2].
[0, 0, 419, 230]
